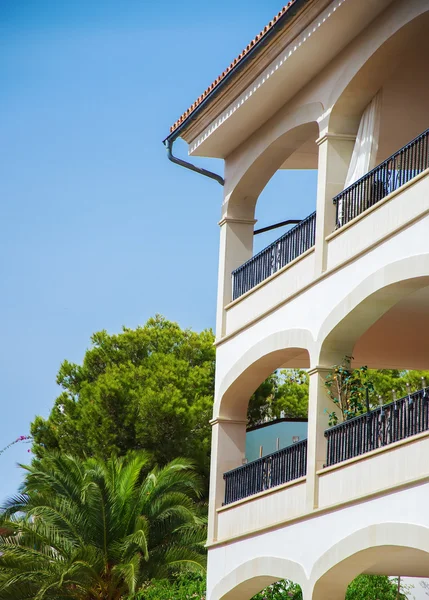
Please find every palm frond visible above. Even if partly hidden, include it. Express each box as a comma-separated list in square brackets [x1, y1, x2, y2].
[0, 452, 207, 598]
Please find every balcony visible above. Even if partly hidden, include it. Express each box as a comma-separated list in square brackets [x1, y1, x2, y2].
[230, 128, 429, 302]
[223, 384, 429, 506]
[232, 212, 316, 300]
[223, 439, 307, 505]
[333, 127, 429, 228]
[325, 385, 429, 467]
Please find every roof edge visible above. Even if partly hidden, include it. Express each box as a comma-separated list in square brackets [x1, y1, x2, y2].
[163, 0, 310, 144]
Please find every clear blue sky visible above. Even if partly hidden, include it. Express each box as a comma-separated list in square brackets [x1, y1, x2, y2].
[0, 0, 316, 501]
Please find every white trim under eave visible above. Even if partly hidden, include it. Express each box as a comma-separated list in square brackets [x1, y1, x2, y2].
[188, 0, 348, 155]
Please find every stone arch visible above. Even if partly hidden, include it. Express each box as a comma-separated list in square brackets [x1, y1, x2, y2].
[327, 2, 429, 140]
[309, 522, 429, 600]
[223, 102, 322, 221]
[215, 328, 316, 420]
[317, 255, 429, 367]
[208, 556, 308, 600]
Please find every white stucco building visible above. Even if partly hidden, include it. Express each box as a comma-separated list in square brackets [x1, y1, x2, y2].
[165, 1, 429, 598]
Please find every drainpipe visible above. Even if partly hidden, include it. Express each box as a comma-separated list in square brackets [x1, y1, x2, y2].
[164, 138, 224, 186]
[254, 219, 302, 236]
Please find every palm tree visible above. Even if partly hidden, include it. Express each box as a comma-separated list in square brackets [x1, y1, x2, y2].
[0, 452, 206, 599]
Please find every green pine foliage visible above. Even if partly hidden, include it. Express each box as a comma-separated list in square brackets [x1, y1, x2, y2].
[31, 316, 216, 477]
[30, 317, 310, 481]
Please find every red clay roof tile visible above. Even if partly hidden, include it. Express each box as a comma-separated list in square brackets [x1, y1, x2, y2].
[169, 1, 300, 136]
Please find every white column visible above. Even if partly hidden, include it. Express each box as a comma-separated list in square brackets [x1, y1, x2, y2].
[314, 133, 355, 274]
[305, 364, 339, 512]
[207, 417, 247, 544]
[215, 216, 255, 338]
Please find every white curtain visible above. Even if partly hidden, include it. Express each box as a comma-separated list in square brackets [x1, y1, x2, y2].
[345, 90, 382, 186]
[338, 91, 382, 225]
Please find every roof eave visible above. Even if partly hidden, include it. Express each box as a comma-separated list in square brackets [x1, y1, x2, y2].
[162, 0, 310, 145]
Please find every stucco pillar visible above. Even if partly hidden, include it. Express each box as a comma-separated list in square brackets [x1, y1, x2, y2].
[216, 216, 255, 339]
[314, 133, 355, 274]
[305, 364, 339, 512]
[207, 417, 247, 543]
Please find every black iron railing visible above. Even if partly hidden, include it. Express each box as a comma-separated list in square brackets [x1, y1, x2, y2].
[333, 128, 429, 228]
[232, 212, 316, 300]
[223, 439, 307, 505]
[325, 386, 429, 467]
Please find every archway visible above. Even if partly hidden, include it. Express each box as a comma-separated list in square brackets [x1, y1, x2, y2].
[215, 328, 315, 421]
[217, 110, 321, 326]
[208, 556, 307, 600]
[328, 8, 429, 156]
[223, 105, 322, 221]
[314, 255, 429, 480]
[318, 255, 429, 368]
[310, 523, 429, 600]
[209, 332, 313, 541]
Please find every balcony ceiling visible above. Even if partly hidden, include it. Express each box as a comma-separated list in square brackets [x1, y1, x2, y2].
[353, 285, 429, 370]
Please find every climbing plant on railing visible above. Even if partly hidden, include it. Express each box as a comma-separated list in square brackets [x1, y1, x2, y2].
[324, 356, 373, 426]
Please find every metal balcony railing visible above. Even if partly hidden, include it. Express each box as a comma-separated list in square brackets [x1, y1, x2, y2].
[333, 127, 429, 228]
[222, 386, 429, 505]
[324, 386, 429, 467]
[232, 211, 316, 300]
[223, 439, 307, 505]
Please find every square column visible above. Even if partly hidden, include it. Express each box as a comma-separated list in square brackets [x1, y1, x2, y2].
[314, 133, 355, 274]
[207, 417, 247, 544]
[216, 216, 255, 338]
[305, 365, 339, 512]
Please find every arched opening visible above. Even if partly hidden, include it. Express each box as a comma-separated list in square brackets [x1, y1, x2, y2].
[223, 111, 321, 301]
[208, 557, 306, 600]
[216, 330, 314, 421]
[310, 523, 429, 600]
[319, 257, 429, 367]
[326, 11, 429, 228]
[211, 334, 312, 511]
[329, 11, 429, 147]
[317, 258, 429, 467]
[253, 121, 319, 254]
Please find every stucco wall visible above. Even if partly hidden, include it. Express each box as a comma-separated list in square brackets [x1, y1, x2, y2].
[208, 483, 429, 600]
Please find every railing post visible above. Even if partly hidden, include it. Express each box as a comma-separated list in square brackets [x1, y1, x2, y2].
[314, 132, 356, 274]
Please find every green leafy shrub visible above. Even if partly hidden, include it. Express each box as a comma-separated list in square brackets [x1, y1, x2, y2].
[134, 573, 206, 600]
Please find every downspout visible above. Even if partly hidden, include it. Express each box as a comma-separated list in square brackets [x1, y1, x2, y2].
[164, 138, 224, 186]
[254, 219, 301, 236]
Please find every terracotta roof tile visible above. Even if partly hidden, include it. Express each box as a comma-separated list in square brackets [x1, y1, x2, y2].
[169, 1, 299, 135]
